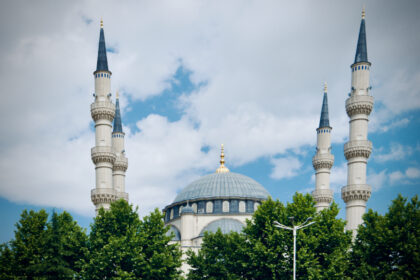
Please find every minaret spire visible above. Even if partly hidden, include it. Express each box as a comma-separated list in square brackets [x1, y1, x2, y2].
[216, 144, 230, 173]
[312, 83, 334, 211]
[96, 19, 109, 72]
[319, 82, 330, 129]
[113, 91, 123, 133]
[354, 7, 368, 64]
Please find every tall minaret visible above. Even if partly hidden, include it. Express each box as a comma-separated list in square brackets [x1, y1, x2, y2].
[342, 8, 373, 238]
[90, 19, 117, 212]
[112, 91, 129, 201]
[312, 83, 334, 211]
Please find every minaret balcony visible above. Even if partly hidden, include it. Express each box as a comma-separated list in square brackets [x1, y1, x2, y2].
[312, 153, 334, 170]
[344, 140, 372, 160]
[91, 146, 117, 164]
[91, 188, 117, 205]
[312, 189, 333, 204]
[345, 95, 374, 117]
[341, 184, 371, 203]
[113, 156, 128, 172]
[117, 192, 129, 201]
[91, 101, 115, 122]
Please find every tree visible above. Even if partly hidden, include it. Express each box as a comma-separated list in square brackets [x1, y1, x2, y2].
[187, 193, 352, 279]
[349, 194, 420, 280]
[0, 209, 87, 280]
[187, 230, 248, 280]
[80, 199, 182, 279]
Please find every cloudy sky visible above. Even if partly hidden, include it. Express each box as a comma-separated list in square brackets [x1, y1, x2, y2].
[1, 0, 419, 242]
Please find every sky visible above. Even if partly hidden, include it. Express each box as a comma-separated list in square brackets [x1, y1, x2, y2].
[1, 0, 420, 243]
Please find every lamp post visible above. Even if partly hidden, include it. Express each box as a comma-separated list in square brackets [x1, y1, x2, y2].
[274, 217, 315, 280]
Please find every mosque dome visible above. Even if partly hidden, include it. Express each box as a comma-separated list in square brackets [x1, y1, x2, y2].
[173, 172, 269, 203]
[164, 145, 269, 222]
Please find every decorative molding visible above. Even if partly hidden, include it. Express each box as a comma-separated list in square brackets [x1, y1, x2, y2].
[344, 140, 372, 160]
[91, 101, 115, 122]
[345, 95, 374, 117]
[113, 157, 128, 171]
[341, 184, 371, 203]
[312, 189, 333, 204]
[312, 153, 334, 170]
[91, 188, 117, 204]
[91, 146, 116, 164]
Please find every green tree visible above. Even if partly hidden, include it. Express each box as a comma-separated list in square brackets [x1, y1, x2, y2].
[80, 199, 182, 279]
[0, 209, 87, 280]
[187, 193, 352, 280]
[349, 194, 420, 280]
[187, 230, 248, 280]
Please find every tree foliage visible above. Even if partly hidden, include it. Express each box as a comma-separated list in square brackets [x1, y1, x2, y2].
[187, 193, 352, 279]
[80, 199, 182, 279]
[349, 194, 420, 280]
[0, 209, 87, 279]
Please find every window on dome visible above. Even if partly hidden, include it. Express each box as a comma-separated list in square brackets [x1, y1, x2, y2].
[198, 201, 205, 214]
[230, 200, 239, 213]
[239, 201, 246, 213]
[246, 201, 254, 213]
[222, 201, 229, 213]
[179, 206, 183, 215]
[173, 206, 179, 218]
[192, 203, 197, 213]
[170, 209, 174, 220]
[254, 202, 260, 212]
[214, 200, 222, 213]
[206, 201, 213, 213]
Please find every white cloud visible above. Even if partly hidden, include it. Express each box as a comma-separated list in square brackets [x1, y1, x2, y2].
[0, 1, 420, 216]
[405, 167, 420, 179]
[367, 169, 388, 191]
[374, 143, 413, 163]
[270, 157, 302, 180]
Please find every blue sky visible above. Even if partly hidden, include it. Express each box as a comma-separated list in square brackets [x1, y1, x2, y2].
[1, 1, 419, 243]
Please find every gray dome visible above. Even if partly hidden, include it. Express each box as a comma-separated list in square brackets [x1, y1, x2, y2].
[173, 172, 269, 204]
[199, 218, 245, 237]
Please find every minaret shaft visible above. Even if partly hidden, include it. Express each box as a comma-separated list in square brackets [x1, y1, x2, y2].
[342, 12, 373, 238]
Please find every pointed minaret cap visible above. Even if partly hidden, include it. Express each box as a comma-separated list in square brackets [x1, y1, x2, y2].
[215, 144, 230, 173]
[354, 7, 369, 64]
[318, 83, 331, 129]
[96, 18, 109, 72]
[113, 91, 123, 133]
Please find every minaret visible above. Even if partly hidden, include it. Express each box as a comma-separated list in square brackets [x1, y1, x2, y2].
[312, 83, 334, 211]
[112, 91, 129, 201]
[342, 8, 373, 238]
[90, 19, 117, 212]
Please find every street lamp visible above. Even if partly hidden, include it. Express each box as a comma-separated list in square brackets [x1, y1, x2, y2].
[273, 217, 315, 280]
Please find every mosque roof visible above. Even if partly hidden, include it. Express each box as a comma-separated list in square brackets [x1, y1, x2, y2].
[113, 92, 123, 133]
[199, 218, 245, 237]
[172, 145, 269, 204]
[354, 9, 368, 64]
[96, 20, 109, 72]
[318, 84, 330, 129]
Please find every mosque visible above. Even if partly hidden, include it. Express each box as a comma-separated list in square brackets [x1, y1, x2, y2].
[89, 9, 373, 272]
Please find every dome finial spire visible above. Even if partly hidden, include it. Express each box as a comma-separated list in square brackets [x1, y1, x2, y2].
[362, 5, 365, 19]
[324, 82, 327, 93]
[116, 90, 119, 99]
[100, 18, 103, 28]
[216, 144, 230, 173]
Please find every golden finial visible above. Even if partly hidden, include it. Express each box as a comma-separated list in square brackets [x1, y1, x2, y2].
[116, 90, 119, 99]
[362, 5, 365, 19]
[216, 144, 230, 173]
[100, 18, 103, 28]
[324, 82, 327, 93]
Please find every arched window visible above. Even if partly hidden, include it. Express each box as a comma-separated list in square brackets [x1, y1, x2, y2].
[192, 203, 197, 213]
[254, 202, 260, 212]
[222, 201, 229, 213]
[179, 206, 183, 215]
[239, 201, 246, 213]
[206, 201, 213, 213]
[170, 208, 174, 219]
